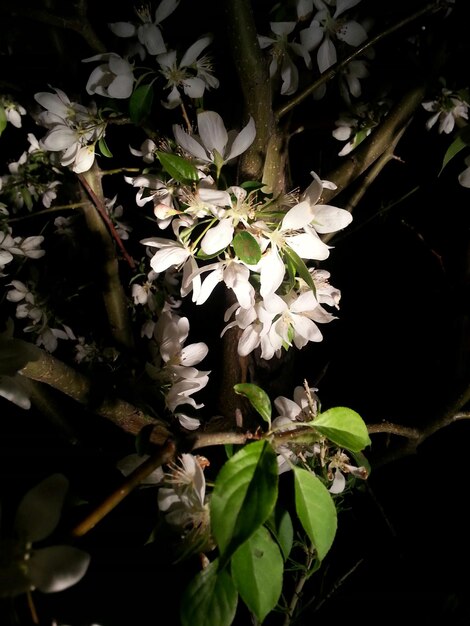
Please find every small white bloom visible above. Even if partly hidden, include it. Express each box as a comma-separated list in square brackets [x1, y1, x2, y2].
[258, 22, 312, 95]
[83, 53, 135, 99]
[109, 0, 180, 57]
[300, 0, 367, 76]
[173, 110, 256, 172]
[157, 36, 218, 109]
[422, 87, 469, 134]
[0, 96, 27, 128]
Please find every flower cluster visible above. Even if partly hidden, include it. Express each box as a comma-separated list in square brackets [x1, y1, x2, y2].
[0, 231, 45, 277]
[422, 87, 469, 134]
[258, 0, 369, 99]
[34, 88, 107, 173]
[7, 280, 75, 352]
[138, 109, 351, 360]
[150, 307, 210, 428]
[0, 133, 62, 211]
[271, 384, 368, 492]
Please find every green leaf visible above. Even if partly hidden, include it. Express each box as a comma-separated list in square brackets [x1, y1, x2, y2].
[312, 407, 371, 452]
[231, 526, 283, 623]
[293, 466, 337, 562]
[129, 83, 154, 125]
[157, 151, 198, 183]
[233, 383, 271, 426]
[211, 440, 278, 568]
[240, 180, 265, 191]
[265, 505, 294, 561]
[0, 105, 7, 137]
[439, 133, 467, 175]
[181, 559, 238, 626]
[282, 245, 316, 295]
[232, 231, 262, 265]
[98, 136, 113, 158]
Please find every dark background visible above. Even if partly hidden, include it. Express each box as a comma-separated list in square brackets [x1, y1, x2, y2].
[1, 0, 470, 624]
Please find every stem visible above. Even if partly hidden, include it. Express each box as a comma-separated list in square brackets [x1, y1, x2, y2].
[282, 544, 315, 626]
[71, 439, 176, 537]
[78, 171, 136, 270]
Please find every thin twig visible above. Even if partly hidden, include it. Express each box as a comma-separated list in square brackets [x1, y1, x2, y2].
[282, 545, 315, 626]
[275, 0, 445, 121]
[71, 440, 176, 537]
[77, 173, 136, 269]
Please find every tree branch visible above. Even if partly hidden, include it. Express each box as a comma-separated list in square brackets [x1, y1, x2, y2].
[19, 349, 171, 445]
[78, 164, 135, 350]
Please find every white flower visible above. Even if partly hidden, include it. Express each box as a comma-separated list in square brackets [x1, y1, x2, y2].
[300, 0, 367, 75]
[0, 474, 90, 597]
[0, 96, 27, 128]
[327, 450, 368, 493]
[173, 110, 256, 173]
[155, 311, 210, 412]
[109, 0, 180, 57]
[422, 88, 469, 134]
[83, 53, 135, 99]
[157, 453, 210, 546]
[263, 290, 328, 355]
[272, 385, 319, 473]
[129, 138, 157, 163]
[189, 257, 255, 309]
[258, 22, 311, 95]
[222, 299, 278, 359]
[34, 88, 106, 173]
[157, 36, 218, 109]
[129, 173, 181, 229]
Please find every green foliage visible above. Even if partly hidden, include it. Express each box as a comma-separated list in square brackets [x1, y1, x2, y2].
[210, 440, 278, 568]
[283, 245, 316, 295]
[231, 526, 284, 623]
[265, 505, 294, 561]
[97, 136, 113, 158]
[156, 151, 199, 183]
[442, 126, 470, 173]
[233, 382, 271, 426]
[311, 407, 371, 452]
[293, 466, 338, 563]
[0, 105, 6, 136]
[180, 559, 238, 626]
[129, 83, 154, 125]
[232, 231, 262, 265]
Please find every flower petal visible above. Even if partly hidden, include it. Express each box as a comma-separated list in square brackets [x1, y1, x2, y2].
[197, 111, 228, 157]
[311, 205, 353, 233]
[200, 218, 234, 255]
[225, 116, 256, 162]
